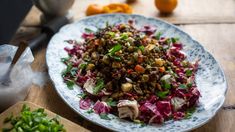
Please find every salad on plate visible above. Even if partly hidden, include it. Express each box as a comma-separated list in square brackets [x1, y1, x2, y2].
[61, 20, 200, 125]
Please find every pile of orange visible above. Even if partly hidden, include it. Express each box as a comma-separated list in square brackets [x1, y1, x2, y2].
[86, 3, 132, 16]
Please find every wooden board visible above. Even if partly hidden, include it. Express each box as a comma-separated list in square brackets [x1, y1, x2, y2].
[22, 0, 235, 26]
[0, 101, 89, 132]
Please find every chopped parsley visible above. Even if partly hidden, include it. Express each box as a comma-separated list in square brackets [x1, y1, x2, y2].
[79, 63, 87, 70]
[155, 32, 162, 40]
[171, 37, 180, 43]
[185, 69, 193, 76]
[108, 44, 122, 56]
[179, 84, 187, 89]
[156, 90, 169, 98]
[66, 80, 75, 90]
[77, 93, 87, 99]
[84, 28, 94, 33]
[86, 109, 94, 114]
[2, 104, 65, 132]
[138, 45, 145, 52]
[106, 98, 117, 107]
[93, 79, 105, 94]
[185, 107, 196, 119]
[99, 113, 111, 120]
[107, 32, 115, 38]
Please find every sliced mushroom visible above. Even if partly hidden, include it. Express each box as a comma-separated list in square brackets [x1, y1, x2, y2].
[171, 97, 186, 111]
[117, 100, 139, 120]
[83, 79, 95, 94]
[160, 74, 172, 84]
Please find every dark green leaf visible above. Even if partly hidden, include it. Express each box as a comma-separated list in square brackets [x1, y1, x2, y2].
[112, 56, 121, 61]
[185, 69, 193, 77]
[166, 38, 172, 44]
[79, 63, 87, 70]
[70, 67, 78, 77]
[163, 82, 171, 89]
[22, 104, 30, 112]
[156, 90, 169, 98]
[62, 63, 73, 76]
[84, 28, 94, 33]
[179, 84, 187, 89]
[93, 79, 105, 94]
[66, 80, 75, 90]
[106, 98, 117, 107]
[187, 83, 193, 88]
[108, 44, 122, 55]
[138, 45, 145, 52]
[99, 113, 111, 120]
[120, 33, 128, 40]
[185, 107, 196, 119]
[155, 32, 162, 40]
[77, 93, 87, 99]
[86, 109, 94, 114]
[60, 57, 70, 63]
[171, 37, 180, 43]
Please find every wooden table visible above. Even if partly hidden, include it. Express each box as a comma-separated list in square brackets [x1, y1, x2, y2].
[11, 0, 235, 131]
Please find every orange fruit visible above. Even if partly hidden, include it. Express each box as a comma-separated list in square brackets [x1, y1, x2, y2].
[103, 3, 132, 14]
[155, 0, 178, 14]
[86, 4, 104, 16]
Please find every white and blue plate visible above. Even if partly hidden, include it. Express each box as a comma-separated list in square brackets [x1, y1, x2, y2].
[46, 14, 227, 132]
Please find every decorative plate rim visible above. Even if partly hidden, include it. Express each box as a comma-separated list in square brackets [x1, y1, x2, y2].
[46, 14, 228, 132]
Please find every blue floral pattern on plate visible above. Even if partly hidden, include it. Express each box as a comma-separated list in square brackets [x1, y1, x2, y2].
[46, 14, 227, 132]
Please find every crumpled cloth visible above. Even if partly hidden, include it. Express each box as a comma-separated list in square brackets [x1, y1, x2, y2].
[0, 44, 34, 111]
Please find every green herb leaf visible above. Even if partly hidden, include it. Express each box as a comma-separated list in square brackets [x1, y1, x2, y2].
[166, 38, 172, 44]
[185, 107, 196, 119]
[120, 33, 128, 40]
[185, 69, 193, 77]
[62, 63, 73, 76]
[187, 83, 193, 88]
[70, 67, 78, 77]
[112, 56, 121, 61]
[66, 80, 75, 90]
[84, 28, 94, 33]
[86, 109, 94, 114]
[179, 84, 187, 89]
[108, 44, 122, 55]
[2, 104, 65, 132]
[77, 93, 87, 99]
[163, 82, 171, 89]
[138, 45, 145, 52]
[155, 32, 162, 40]
[93, 79, 105, 94]
[99, 113, 111, 120]
[107, 32, 115, 38]
[61, 57, 70, 63]
[171, 37, 180, 43]
[106, 98, 117, 107]
[105, 21, 109, 27]
[156, 90, 169, 98]
[79, 63, 87, 70]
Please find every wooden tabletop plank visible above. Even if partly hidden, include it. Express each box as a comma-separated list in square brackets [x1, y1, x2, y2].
[17, 23, 234, 131]
[22, 0, 235, 26]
